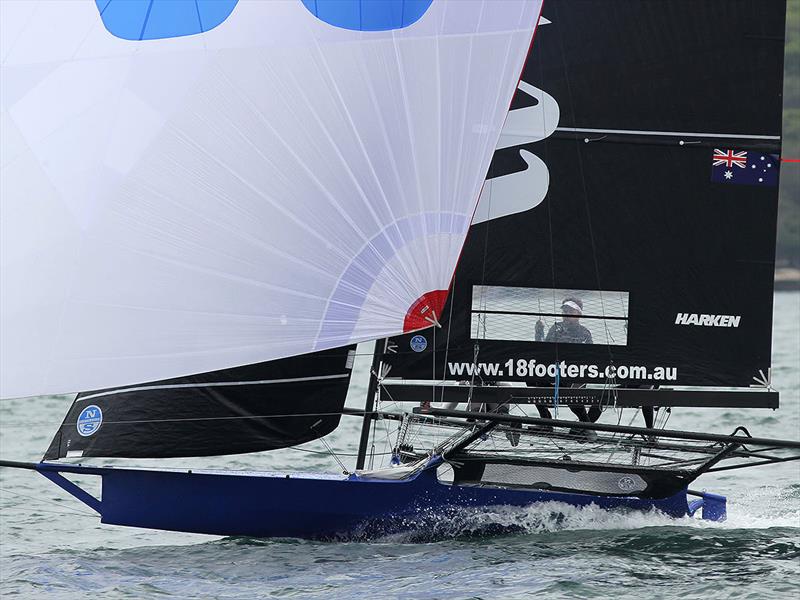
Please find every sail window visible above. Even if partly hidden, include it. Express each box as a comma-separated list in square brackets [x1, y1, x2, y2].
[95, 0, 238, 41]
[470, 286, 629, 346]
[300, 0, 433, 31]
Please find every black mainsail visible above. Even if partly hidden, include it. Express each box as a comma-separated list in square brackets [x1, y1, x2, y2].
[44, 347, 355, 460]
[384, 1, 786, 392]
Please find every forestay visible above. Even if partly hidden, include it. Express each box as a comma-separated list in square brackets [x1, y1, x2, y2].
[0, 0, 541, 398]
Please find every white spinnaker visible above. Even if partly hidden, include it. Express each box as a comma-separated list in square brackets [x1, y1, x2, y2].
[0, 0, 540, 398]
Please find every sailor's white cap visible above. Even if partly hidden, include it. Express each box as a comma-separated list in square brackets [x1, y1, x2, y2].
[561, 300, 583, 315]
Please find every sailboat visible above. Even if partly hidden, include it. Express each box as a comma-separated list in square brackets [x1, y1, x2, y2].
[1, 0, 798, 540]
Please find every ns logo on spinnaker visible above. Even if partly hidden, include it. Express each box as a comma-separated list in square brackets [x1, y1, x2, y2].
[76, 405, 103, 437]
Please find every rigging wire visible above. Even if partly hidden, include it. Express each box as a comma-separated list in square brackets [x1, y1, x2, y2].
[368, 405, 379, 470]
[286, 446, 393, 458]
[0, 487, 96, 518]
[0, 504, 96, 519]
[371, 382, 424, 458]
[316, 433, 349, 474]
[438, 263, 459, 404]
[431, 323, 436, 407]
[553, 19, 617, 372]
[376, 410, 393, 469]
[531, 47, 564, 414]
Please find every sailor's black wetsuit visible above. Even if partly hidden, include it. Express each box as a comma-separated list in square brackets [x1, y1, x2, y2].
[544, 321, 593, 345]
[535, 320, 598, 423]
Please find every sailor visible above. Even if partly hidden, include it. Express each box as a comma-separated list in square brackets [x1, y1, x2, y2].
[541, 297, 593, 344]
[533, 296, 600, 425]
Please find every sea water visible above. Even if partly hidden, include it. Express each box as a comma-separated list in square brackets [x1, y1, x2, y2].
[1, 293, 798, 599]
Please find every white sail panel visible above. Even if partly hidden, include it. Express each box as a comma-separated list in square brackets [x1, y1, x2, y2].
[0, 0, 540, 398]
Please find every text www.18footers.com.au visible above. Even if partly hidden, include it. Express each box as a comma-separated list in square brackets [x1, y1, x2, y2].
[446, 359, 678, 382]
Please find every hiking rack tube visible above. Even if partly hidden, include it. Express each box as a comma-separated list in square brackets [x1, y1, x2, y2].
[390, 411, 797, 473]
[412, 407, 800, 450]
[381, 382, 779, 409]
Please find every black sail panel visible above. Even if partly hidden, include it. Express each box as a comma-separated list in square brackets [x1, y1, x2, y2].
[384, 1, 785, 389]
[44, 346, 356, 460]
[535, 1, 784, 135]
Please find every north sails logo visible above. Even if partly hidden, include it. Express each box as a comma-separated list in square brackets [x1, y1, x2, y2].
[675, 313, 741, 327]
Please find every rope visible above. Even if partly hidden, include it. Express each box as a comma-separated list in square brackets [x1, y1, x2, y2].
[553, 364, 560, 418]
[286, 446, 393, 458]
[554, 27, 617, 368]
[438, 268, 458, 404]
[0, 488, 96, 518]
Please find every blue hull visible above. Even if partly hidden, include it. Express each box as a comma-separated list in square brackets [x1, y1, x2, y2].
[35, 462, 701, 539]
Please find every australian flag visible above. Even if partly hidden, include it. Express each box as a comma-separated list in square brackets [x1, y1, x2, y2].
[711, 148, 779, 187]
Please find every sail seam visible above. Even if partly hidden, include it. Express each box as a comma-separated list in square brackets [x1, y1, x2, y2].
[78, 374, 350, 401]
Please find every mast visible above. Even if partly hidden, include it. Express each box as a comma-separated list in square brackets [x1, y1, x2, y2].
[355, 340, 386, 470]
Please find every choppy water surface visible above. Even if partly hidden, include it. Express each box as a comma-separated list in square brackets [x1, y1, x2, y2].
[1, 293, 798, 599]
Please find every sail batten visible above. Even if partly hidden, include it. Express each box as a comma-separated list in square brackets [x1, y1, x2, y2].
[554, 127, 782, 141]
[1, 0, 541, 399]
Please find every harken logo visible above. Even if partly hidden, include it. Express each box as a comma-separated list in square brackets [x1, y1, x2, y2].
[675, 313, 741, 328]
